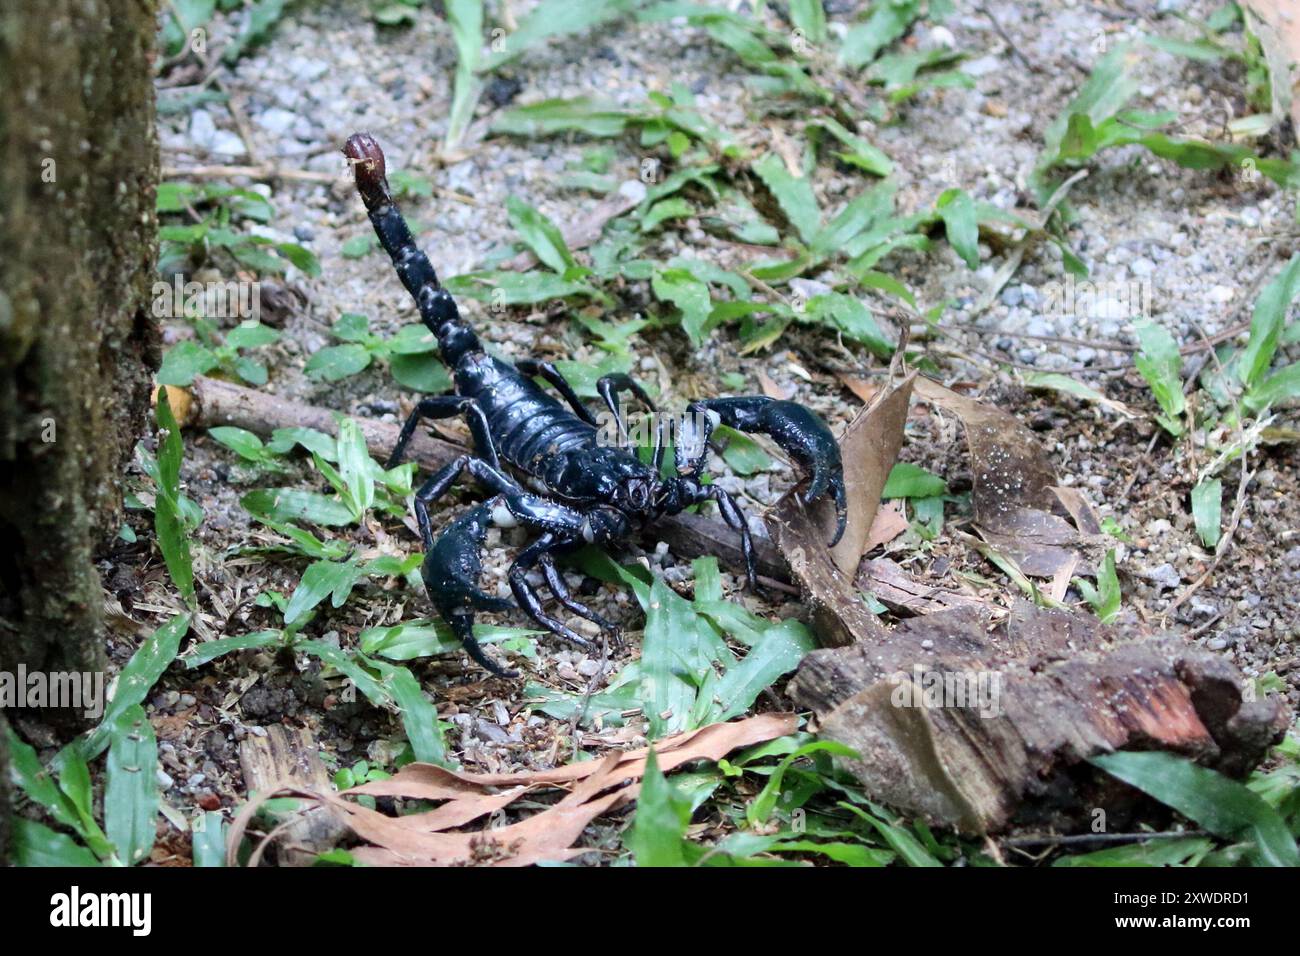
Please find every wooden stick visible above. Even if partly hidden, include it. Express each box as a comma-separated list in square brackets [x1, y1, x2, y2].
[177, 376, 792, 583]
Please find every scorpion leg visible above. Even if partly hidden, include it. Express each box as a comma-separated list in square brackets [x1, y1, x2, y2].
[597, 372, 665, 469]
[507, 534, 596, 652]
[388, 395, 500, 471]
[412, 455, 520, 550]
[538, 556, 623, 650]
[515, 358, 598, 426]
[421, 502, 519, 677]
[676, 396, 847, 547]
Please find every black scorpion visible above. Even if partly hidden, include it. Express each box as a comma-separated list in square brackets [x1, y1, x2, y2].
[343, 133, 847, 676]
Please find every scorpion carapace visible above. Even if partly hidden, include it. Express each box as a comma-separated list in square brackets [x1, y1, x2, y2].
[343, 132, 847, 676]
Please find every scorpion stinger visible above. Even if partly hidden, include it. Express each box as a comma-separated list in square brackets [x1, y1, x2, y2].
[344, 132, 847, 676]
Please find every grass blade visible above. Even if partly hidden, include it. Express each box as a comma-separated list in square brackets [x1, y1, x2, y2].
[82, 613, 190, 760]
[104, 704, 159, 866]
[1090, 751, 1299, 867]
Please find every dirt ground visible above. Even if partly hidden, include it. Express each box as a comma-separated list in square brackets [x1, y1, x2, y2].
[18, 0, 1297, 862]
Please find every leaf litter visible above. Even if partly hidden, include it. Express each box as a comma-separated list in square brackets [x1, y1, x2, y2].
[226, 713, 796, 866]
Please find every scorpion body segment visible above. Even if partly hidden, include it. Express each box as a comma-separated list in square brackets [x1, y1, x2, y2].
[343, 132, 846, 675]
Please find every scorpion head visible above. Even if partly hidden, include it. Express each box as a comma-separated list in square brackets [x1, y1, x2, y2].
[616, 474, 658, 515]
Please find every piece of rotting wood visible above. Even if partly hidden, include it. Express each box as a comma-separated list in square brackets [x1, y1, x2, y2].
[790, 601, 1291, 834]
[238, 725, 349, 866]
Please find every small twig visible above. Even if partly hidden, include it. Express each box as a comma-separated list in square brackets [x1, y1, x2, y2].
[162, 162, 340, 184]
[1002, 828, 1209, 848]
[977, 4, 1042, 73]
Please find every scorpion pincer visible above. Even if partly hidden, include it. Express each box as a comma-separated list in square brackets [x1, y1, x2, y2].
[342, 132, 847, 677]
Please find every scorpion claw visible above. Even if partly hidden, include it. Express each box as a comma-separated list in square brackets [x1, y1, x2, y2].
[730, 399, 846, 549]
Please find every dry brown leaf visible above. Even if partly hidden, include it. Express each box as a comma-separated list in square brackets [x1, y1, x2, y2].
[914, 378, 1091, 579]
[826, 372, 916, 574]
[498, 186, 641, 272]
[863, 499, 908, 552]
[768, 374, 915, 647]
[1243, 1, 1300, 142]
[856, 558, 989, 616]
[226, 713, 796, 867]
[757, 367, 795, 400]
[836, 374, 879, 405]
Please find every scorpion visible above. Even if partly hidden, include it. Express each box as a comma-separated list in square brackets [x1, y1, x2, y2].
[342, 133, 847, 677]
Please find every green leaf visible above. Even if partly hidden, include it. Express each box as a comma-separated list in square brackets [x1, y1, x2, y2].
[6, 729, 93, 843]
[752, 153, 821, 245]
[207, 426, 267, 462]
[808, 117, 892, 176]
[336, 418, 376, 518]
[390, 352, 453, 393]
[506, 195, 576, 273]
[82, 614, 190, 760]
[838, 801, 942, 866]
[713, 425, 773, 476]
[935, 188, 980, 269]
[104, 704, 159, 865]
[183, 629, 284, 668]
[882, 461, 947, 499]
[480, 0, 636, 72]
[192, 811, 228, 867]
[805, 293, 894, 358]
[789, 0, 827, 45]
[627, 749, 693, 866]
[306, 344, 372, 382]
[157, 341, 218, 386]
[224, 321, 279, 350]
[368, 659, 448, 766]
[490, 97, 631, 138]
[641, 197, 694, 233]
[1075, 549, 1122, 623]
[1191, 478, 1223, 550]
[265, 426, 339, 459]
[284, 559, 363, 625]
[444, 0, 484, 149]
[1090, 751, 1300, 867]
[241, 488, 357, 526]
[153, 389, 197, 605]
[231, 355, 268, 386]
[384, 323, 440, 354]
[1239, 254, 1300, 390]
[640, 575, 719, 737]
[1054, 835, 1214, 867]
[652, 268, 713, 346]
[839, 0, 921, 70]
[709, 620, 815, 722]
[810, 182, 895, 260]
[1246, 361, 1300, 413]
[359, 621, 540, 661]
[13, 819, 102, 867]
[1133, 319, 1186, 436]
[748, 740, 856, 826]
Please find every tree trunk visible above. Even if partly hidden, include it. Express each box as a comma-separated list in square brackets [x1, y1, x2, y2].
[0, 0, 160, 859]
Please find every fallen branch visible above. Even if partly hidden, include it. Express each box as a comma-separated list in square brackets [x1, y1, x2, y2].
[172, 376, 791, 583]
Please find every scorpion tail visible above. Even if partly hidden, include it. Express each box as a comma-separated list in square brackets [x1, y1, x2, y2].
[343, 132, 481, 367]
